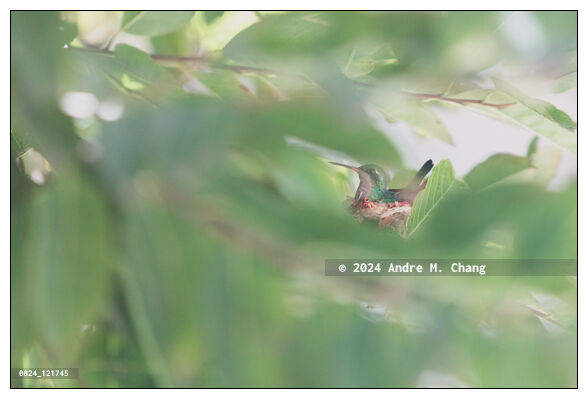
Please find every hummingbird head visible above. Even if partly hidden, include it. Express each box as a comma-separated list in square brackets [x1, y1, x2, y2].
[330, 162, 388, 201]
[357, 164, 388, 190]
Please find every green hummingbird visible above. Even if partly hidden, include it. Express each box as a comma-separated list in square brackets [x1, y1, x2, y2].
[330, 159, 434, 205]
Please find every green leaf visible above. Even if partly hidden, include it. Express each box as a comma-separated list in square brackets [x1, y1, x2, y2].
[529, 144, 563, 188]
[124, 11, 195, 37]
[388, 168, 420, 188]
[120, 207, 209, 386]
[520, 136, 564, 187]
[202, 11, 225, 23]
[439, 79, 577, 154]
[224, 12, 333, 62]
[248, 103, 403, 166]
[425, 183, 577, 259]
[192, 11, 259, 52]
[339, 41, 397, 79]
[494, 78, 576, 132]
[120, 206, 294, 387]
[464, 154, 532, 191]
[526, 136, 539, 158]
[11, 184, 33, 365]
[553, 71, 577, 93]
[58, 20, 78, 45]
[407, 160, 465, 237]
[224, 11, 503, 73]
[489, 78, 576, 153]
[24, 170, 112, 357]
[11, 11, 78, 167]
[372, 92, 453, 144]
[113, 44, 175, 84]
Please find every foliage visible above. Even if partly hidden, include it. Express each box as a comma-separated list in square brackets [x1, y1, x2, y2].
[11, 11, 576, 387]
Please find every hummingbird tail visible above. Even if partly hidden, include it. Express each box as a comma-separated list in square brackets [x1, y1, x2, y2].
[406, 160, 433, 190]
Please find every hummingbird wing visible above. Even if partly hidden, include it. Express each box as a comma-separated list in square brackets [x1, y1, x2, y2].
[404, 160, 433, 191]
[386, 160, 434, 203]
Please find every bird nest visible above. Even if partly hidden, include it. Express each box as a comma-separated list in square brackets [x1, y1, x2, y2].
[348, 198, 412, 234]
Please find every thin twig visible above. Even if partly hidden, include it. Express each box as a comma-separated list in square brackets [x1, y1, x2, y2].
[404, 91, 516, 109]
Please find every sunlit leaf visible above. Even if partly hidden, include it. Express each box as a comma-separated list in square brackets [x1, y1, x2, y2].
[407, 160, 466, 237]
[123, 11, 195, 37]
[464, 154, 532, 191]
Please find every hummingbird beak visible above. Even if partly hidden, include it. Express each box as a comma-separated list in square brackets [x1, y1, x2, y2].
[329, 161, 361, 172]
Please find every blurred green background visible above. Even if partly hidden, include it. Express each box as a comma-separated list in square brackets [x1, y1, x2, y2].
[11, 11, 576, 387]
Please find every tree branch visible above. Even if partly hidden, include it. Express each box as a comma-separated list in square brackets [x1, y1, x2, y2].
[66, 45, 283, 75]
[66, 45, 517, 110]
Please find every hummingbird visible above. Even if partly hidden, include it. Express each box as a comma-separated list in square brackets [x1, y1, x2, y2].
[330, 160, 434, 205]
[330, 160, 434, 231]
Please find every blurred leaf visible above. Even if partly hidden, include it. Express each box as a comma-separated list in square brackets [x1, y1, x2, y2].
[339, 41, 398, 79]
[512, 186, 577, 258]
[124, 11, 195, 37]
[407, 160, 466, 237]
[203, 11, 224, 23]
[99, 98, 402, 193]
[553, 71, 577, 93]
[59, 20, 78, 44]
[24, 170, 112, 357]
[372, 92, 453, 144]
[98, 98, 230, 190]
[532, 11, 577, 51]
[120, 205, 293, 387]
[422, 183, 576, 258]
[192, 11, 259, 52]
[226, 11, 532, 79]
[245, 103, 402, 167]
[520, 136, 564, 188]
[11, 11, 78, 167]
[526, 136, 539, 158]
[262, 149, 343, 210]
[224, 12, 335, 63]
[191, 70, 253, 99]
[11, 155, 33, 365]
[113, 44, 177, 86]
[529, 145, 562, 187]
[464, 154, 532, 191]
[388, 168, 419, 188]
[11, 11, 72, 93]
[120, 206, 211, 386]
